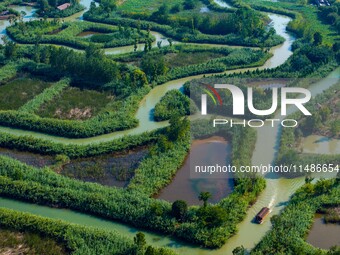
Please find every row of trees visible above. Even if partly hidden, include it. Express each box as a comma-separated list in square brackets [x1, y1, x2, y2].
[36, 44, 147, 88]
[84, 5, 284, 47]
[36, 0, 84, 18]
[149, 4, 268, 37]
[0, 128, 158, 158]
[7, 19, 152, 50]
[2, 41, 149, 90]
[0, 114, 264, 248]
[112, 45, 269, 84]
[153, 90, 193, 121]
[0, 208, 176, 255]
[0, 42, 153, 137]
[319, 2, 340, 34]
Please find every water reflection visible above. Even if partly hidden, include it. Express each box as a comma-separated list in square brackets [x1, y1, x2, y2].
[300, 135, 340, 155]
[307, 214, 340, 249]
[157, 137, 234, 205]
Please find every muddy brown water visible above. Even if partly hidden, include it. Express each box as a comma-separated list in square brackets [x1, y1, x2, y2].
[157, 136, 234, 205]
[61, 148, 148, 188]
[0, 146, 148, 188]
[307, 214, 340, 249]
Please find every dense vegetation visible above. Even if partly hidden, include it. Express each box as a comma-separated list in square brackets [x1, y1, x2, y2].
[0, 3, 20, 18]
[0, 227, 66, 255]
[0, 63, 18, 84]
[0, 208, 177, 255]
[0, 85, 149, 137]
[0, 115, 265, 248]
[276, 81, 340, 176]
[36, 0, 85, 18]
[0, 43, 151, 137]
[128, 116, 191, 195]
[18, 78, 70, 114]
[318, 2, 340, 34]
[0, 0, 338, 253]
[7, 20, 153, 49]
[0, 77, 52, 110]
[84, 2, 284, 47]
[153, 90, 193, 121]
[252, 178, 340, 255]
[0, 36, 271, 137]
[237, 0, 340, 45]
[111, 44, 271, 84]
[2, 42, 148, 90]
[0, 129, 158, 158]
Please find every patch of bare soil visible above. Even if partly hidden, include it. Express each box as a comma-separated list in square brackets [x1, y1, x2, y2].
[0, 233, 29, 255]
[55, 107, 92, 120]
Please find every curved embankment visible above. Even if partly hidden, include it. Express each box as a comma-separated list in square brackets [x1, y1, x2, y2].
[0, 1, 339, 254]
[0, 12, 294, 145]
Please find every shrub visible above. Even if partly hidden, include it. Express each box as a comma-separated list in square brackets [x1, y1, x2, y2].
[171, 200, 188, 222]
[154, 90, 193, 121]
[0, 208, 177, 255]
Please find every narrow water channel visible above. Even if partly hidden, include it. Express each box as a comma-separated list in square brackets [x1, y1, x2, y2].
[0, 13, 296, 145]
[1, 69, 338, 254]
[0, 1, 339, 254]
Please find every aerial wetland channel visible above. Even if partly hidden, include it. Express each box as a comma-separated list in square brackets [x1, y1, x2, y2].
[0, 0, 339, 254]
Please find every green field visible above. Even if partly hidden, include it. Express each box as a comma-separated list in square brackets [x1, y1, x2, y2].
[166, 51, 226, 66]
[0, 78, 52, 110]
[118, 0, 184, 14]
[36, 87, 113, 120]
[117, 50, 227, 67]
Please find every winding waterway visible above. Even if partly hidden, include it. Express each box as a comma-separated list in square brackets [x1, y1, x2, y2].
[0, 1, 339, 254]
[0, 13, 296, 145]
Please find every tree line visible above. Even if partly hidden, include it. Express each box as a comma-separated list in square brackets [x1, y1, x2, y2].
[0, 207, 177, 255]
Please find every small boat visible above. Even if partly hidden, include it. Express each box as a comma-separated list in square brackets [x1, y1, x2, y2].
[255, 207, 270, 224]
